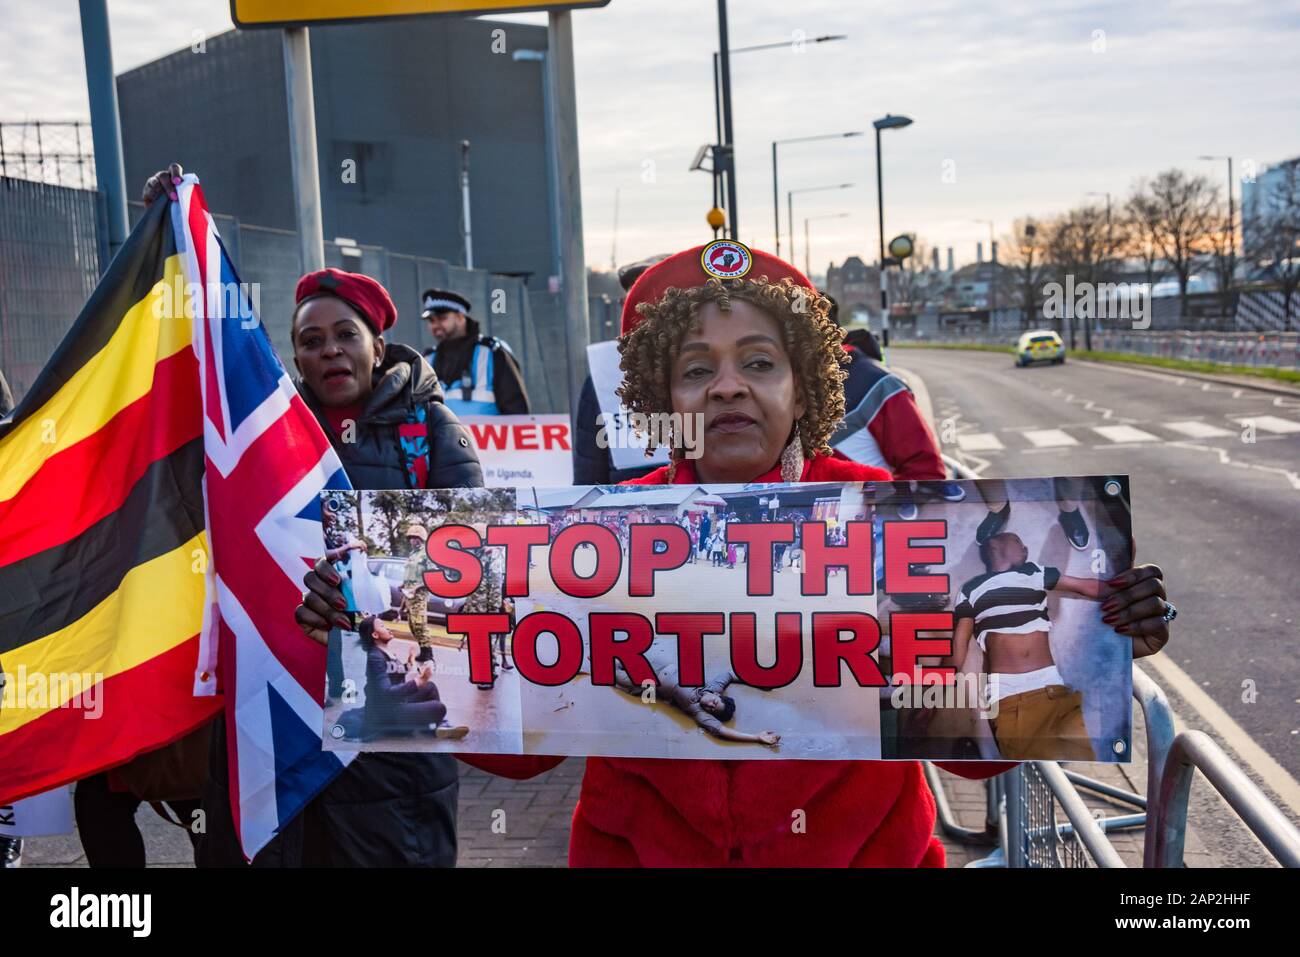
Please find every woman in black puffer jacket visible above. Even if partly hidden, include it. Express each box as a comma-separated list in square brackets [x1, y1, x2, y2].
[197, 267, 482, 868]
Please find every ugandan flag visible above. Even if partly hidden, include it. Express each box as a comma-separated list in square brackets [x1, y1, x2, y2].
[0, 199, 222, 805]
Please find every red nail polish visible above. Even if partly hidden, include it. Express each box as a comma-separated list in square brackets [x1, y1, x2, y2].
[1102, 614, 1119, 625]
[1115, 625, 1130, 634]
[334, 614, 352, 630]
[1101, 600, 1118, 613]
[332, 597, 347, 610]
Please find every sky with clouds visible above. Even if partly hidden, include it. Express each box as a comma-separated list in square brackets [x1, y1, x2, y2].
[3, 0, 1299, 274]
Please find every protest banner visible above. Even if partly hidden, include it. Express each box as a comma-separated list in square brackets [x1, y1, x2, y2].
[320, 475, 1133, 763]
[585, 340, 670, 472]
[0, 786, 74, 838]
[460, 414, 574, 487]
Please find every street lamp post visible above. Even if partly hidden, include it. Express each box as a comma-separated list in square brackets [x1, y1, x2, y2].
[1199, 154, 1236, 302]
[804, 212, 850, 279]
[710, 31, 847, 239]
[1199, 155, 1235, 260]
[788, 183, 854, 270]
[873, 114, 913, 346]
[715, 1, 737, 238]
[771, 131, 862, 256]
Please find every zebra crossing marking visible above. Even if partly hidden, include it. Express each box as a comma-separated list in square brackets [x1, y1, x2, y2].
[1233, 415, 1300, 435]
[1022, 429, 1079, 448]
[1092, 424, 1161, 443]
[1163, 421, 1235, 439]
[956, 432, 1004, 452]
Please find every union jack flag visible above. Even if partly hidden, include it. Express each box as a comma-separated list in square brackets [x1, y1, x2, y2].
[173, 176, 354, 860]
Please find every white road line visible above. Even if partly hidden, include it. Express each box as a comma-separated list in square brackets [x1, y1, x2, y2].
[1092, 424, 1160, 443]
[1234, 415, 1300, 434]
[1071, 359, 1187, 387]
[1022, 428, 1079, 448]
[1139, 655, 1300, 819]
[1167, 440, 1300, 491]
[1163, 420, 1235, 439]
[1074, 358, 1299, 405]
[956, 432, 1004, 452]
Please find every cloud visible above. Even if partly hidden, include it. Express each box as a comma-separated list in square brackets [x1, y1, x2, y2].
[3, 0, 1298, 272]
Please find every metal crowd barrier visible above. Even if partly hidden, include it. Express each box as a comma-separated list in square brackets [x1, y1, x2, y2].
[928, 654, 1300, 868]
[911, 329, 1300, 371]
[1090, 329, 1300, 371]
[927, 455, 1300, 867]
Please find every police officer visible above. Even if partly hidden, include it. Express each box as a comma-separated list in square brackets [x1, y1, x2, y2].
[401, 522, 437, 661]
[421, 289, 530, 416]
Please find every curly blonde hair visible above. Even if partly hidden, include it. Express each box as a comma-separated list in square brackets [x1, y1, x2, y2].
[616, 277, 848, 459]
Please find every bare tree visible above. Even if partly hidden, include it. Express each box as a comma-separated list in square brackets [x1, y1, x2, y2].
[1117, 204, 1165, 291]
[1245, 159, 1300, 328]
[1000, 217, 1048, 330]
[1042, 203, 1119, 348]
[1127, 169, 1218, 319]
[893, 238, 935, 314]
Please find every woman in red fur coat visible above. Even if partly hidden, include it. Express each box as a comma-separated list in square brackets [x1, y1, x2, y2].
[301, 242, 1173, 866]
[457, 242, 1173, 867]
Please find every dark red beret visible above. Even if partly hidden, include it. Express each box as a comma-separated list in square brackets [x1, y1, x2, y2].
[295, 268, 397, 334]
[620, 240, 816, 336]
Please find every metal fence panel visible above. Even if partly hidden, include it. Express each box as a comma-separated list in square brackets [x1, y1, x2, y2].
[235, 225, 301, 365]
[0, 178, 104, 400]
[526, 289, 571, 413]
[2, 185, 572, 412]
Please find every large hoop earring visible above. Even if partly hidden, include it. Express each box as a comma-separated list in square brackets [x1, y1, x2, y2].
[780, 423, 805, 483]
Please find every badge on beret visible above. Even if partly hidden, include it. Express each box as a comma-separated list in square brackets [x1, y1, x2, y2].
[700, 239, 752, 281]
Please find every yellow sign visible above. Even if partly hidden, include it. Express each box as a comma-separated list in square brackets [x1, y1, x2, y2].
[231, 0, 609, 28]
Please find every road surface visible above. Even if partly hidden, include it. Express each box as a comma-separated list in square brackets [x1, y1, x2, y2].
[898, 346, 1300, 865]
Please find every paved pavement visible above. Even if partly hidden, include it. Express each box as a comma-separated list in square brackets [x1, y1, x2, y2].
[20, 742, 1227, 868]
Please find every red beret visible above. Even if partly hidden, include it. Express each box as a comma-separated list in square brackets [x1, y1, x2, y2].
[294, 268, 397, 334]
[620, 240, 816, 336]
